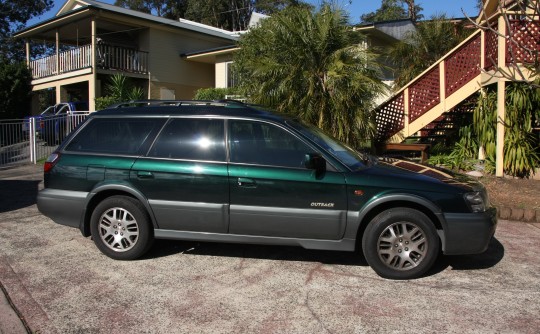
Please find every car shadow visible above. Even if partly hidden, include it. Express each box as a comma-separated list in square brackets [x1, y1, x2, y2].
[0, 180, 41, 213]
[146, 236, 504, 277]
[428, 237, 505, 275]
[144, 239, 368, 266]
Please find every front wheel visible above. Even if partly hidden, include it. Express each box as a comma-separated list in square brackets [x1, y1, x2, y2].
[362, 208, 440, 280]
[90, 196, 153, 260]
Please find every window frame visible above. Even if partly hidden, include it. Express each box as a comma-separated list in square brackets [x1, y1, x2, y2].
[226, 118, 334, 170]
[62, 116, 166, 157]
[146, 117, 227, 163]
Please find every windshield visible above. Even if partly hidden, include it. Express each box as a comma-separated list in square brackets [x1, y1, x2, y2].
[287, 120, 368, 171]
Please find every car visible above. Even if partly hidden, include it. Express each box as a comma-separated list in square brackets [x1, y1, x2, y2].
[37, 100, 497, 279]
[37, 102, 88, 145]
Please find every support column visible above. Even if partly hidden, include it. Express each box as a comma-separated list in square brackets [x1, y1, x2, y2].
[403, 88, 410, 139]
[495, 14, 507, 177]
[496, 80, 505, 177]
[25, 40, 30, 67]
[439, 61, 446, 108]
[55, 85, 62, 104]
[89, 19, 97, 112]
[55, 29, 60, 74]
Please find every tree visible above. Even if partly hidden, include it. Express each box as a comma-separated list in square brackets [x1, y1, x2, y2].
[360, 0, 423, 23]
[467, 0, 540, 87]
[116, 0, 308, 30]
[234, 5, 386, 146]
[114, 0, 188, 19]
[0, 0, 53, 60]
[389, 14, 471, 88]
[184, 0, 310, 31]
[0, 58, 32, 119]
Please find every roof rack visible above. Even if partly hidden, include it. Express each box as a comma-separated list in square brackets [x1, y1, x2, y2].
[108, 100, 246, 108]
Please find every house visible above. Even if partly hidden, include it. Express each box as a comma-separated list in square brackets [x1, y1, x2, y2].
[15, 0, 239, 113]
[354, 19, 417, 103]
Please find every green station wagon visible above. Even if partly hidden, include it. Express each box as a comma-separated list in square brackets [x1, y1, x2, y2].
[37, 101, 497, 279]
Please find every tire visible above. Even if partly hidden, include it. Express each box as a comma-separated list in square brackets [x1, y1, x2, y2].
[362, 208, 440, 280]
[90, 196, 153, 260]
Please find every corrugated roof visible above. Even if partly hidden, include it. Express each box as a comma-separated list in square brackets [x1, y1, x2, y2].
[16, 0, 239, 41]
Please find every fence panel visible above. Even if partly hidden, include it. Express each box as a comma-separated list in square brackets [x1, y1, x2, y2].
[0, 112, 90, 167]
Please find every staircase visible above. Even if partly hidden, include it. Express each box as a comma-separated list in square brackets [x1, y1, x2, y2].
[375, 24, 504, 143]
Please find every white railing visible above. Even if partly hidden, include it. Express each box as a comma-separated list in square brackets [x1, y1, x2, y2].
[30, 44, 149, 79]
[59, 45, 92, 74]
[0, 112, 90, 166]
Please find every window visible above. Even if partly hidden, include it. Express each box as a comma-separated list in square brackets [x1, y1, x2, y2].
[149, 118, 226, 162]
[229, 120, 313, 168]
[65, 118, 162, 155]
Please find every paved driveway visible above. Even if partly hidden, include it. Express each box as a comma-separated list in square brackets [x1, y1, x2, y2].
[0, 165, 539, 333]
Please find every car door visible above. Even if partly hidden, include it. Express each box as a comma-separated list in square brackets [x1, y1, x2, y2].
[131, 117, 229, 233]
[227, 119, 348, 240]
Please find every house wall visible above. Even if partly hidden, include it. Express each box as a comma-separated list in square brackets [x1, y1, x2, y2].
[215, 54, 233, 88]
[147, 28, 231, 98]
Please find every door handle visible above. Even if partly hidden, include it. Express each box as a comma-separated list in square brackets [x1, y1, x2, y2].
[137, 171, 154, 179]
[237, 177, 256, 187]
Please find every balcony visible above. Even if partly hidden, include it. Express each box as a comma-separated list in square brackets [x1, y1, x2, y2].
[29, 44, 149, 80]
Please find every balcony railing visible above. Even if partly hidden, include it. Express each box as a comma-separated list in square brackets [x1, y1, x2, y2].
[29, 44, 148, 79]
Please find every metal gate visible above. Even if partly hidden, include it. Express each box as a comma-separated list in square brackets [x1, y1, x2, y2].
[0, 112, 90, 167]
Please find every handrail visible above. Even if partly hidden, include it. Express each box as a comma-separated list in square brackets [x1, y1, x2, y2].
[29, 43, 149, 80]
[381, 30, 482, 103]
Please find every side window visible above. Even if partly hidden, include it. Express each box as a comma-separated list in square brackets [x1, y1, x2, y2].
[229, 120, 313, 168]
[65, 118, 162, 155]
[149, 118, 226, 162]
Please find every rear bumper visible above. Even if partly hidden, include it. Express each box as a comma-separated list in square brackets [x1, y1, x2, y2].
[441, 207, 497, 255]
[37, 189, 87, 229]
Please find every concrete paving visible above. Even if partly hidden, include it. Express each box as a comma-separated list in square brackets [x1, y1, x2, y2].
[0, 164, 539, 333]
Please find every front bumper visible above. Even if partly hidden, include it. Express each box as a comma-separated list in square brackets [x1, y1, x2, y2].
[441, 207, 497, 255]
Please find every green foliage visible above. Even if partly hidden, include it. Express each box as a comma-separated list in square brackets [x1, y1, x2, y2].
[0, 58, 32, 119]
[473, 90, 497, 159]
[194, 87, 239, 100]
[0, 0, 53, 60]
[448, 125, 478, 171]
[389, 15, 471, 88]
[234, 5, 386, 146]
[426, 154, 454, 167]
[95, 96, 118, 111]
[473, 84, 540, 178]
[502, 83, 540, 177]
[116, 0, 308, 30]
[360, 0, 423, 23]
[95, 74, 145, 110]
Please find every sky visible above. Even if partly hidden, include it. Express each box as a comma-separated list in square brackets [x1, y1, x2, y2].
[27, 0, 480, 28]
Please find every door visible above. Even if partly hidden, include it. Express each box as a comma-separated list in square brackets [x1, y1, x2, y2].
[131, 118, 229, 233]
[228, 120, 348, 240]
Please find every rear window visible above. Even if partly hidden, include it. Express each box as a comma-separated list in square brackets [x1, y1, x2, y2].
[64, 118, 163, 155]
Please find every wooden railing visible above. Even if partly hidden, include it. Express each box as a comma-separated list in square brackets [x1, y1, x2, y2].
[29, 44, 148, 79]
[96, 44, 148, 73]
[375, 17, 540, 142]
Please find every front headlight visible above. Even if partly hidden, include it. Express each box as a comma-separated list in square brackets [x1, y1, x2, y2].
[464, 191, 487, 213]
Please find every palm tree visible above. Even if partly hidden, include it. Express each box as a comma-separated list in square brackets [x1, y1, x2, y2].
[233, 5, 386, 146]
[389, 14, 471, 88]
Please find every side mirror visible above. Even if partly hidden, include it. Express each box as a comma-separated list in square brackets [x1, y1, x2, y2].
[304, 153, 326, 175]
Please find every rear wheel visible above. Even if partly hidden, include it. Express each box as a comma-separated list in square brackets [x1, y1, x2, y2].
[362, 208, 440, 280]
[90, 196, 153, 260]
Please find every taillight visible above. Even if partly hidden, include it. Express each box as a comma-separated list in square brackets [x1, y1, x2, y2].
[44, 153, 60, 173]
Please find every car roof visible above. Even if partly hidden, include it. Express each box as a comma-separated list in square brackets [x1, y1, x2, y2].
[93, 100, 287, 122]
